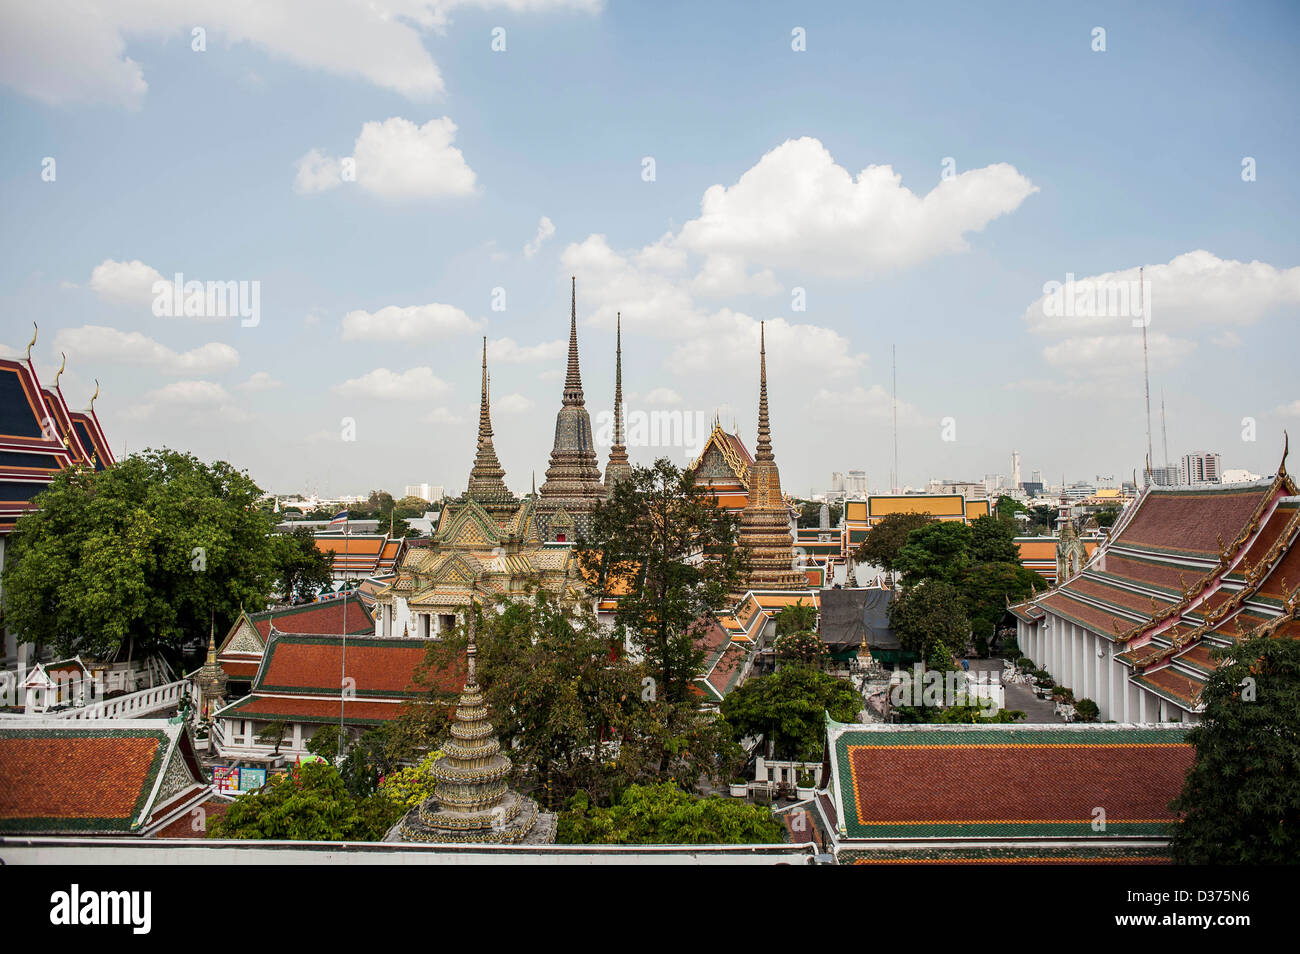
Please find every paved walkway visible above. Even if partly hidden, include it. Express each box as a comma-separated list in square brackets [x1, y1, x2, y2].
[965, 657, 1065, 723]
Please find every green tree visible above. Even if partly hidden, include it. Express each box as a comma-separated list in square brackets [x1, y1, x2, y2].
[774, 599, 817, 636]
[273, 526, 334, 604]
[995, 495, 1026, 522]
[961, 561, 1043, 628]
[894, 521, 972, 586]
[378, 752, 445, 810]
[1169, 633, 1300, 864]
[773, 630, 827, 666]
[208, 761, 402, 841]
[256, 720, 289, 755]
[889, 579, 970, 670]
[3, 449, 279, 661]
[721, 663, 861, 761]
[557, 783, 784, 845]
[854, 512, 933, 570]
[577, 459, 745, 705]
[970, 514, 1020, 564]
[421, 589, 646, 810]
[1093, 505, 1122, 528]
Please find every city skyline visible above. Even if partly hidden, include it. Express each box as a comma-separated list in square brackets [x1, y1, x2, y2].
[2, 2, 1298, 496]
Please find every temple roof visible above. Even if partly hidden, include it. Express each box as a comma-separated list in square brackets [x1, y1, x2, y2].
[0, 719, 209, 835]
[827, 722, 1193, 844]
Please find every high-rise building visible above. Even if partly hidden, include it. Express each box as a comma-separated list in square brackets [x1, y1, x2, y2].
[404, 483, 445, 502]
[1179, 452, 1222, 485]
[830, 471, 845, 493]
[1011, 450, 1022, 488]
[846, 470, 868, 495]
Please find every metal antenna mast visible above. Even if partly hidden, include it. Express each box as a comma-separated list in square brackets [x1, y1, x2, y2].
[891, 344, 899, 494]
[1140, 266, 1153, 483]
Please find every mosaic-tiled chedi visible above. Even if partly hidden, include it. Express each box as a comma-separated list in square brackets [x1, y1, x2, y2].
[731, 323, 807, 600]
[463, 336, 521, 527]
[536, 278, 607, 542]
[396, 604, 542, 843]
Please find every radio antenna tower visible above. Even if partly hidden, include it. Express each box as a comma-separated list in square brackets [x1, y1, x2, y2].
[891, 344, 900, 494]
[1140, 266, 1153, 483]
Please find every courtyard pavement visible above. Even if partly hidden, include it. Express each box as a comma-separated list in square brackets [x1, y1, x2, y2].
[965, 657, 1065, 723]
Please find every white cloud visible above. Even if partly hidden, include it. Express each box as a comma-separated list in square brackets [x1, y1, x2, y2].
[127, 380, 249, 422]
[494, 393, 534, 414]
[237, 371, 284, 392]
[811, 384, 925, 424]
[643, 387, 683, 405]
[426, 406, 462, 424]
[488, 337, 564, 363]
[1041, 333, 1197, 379]
[89, 259, 165, 306]
[293, 149, 344, 195]
[675, 138, 1038, 278]
[342, 302, 481, 341]
[524, 216, 556, 258]
[299, 117, 478, 200]
[1277, 400, 1300, 417]
[52, 325, 239, 375]
[1023, 250, 1300, 336]
[1211, 330, 1242, 348]
[333, 367, 450, 400]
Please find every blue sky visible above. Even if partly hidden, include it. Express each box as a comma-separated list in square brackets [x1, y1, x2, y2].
[2, 1, 1298, 498]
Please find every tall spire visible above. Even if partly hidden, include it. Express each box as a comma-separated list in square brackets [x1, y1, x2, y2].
[464, 336, 515, 513]
[604, 312, 632, 490]
[730, 320, 805, 600]
[755, 322, 774, 462]
[563, 276, 584, 406]
[538, 277, 605, 539]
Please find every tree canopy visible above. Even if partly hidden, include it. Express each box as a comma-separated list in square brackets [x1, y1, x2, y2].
[1169, 633, 1300, 864]
[854, 511, 933, 570]
[274, 526, 334, 604]
[557, 783, 785, 845]
[888, 579, 971, 671]
[208, 761, 402, 841]
[894, 520, 972, 586]
[3, 449, 280, 661]
[721, 663, 861, 761]
[969, 514, 1021, 564]
[577, 458, 745, 705]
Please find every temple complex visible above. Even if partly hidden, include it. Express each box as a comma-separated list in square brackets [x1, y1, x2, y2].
[393, 593, 550, 844]
[1011, 441, 1300, 722]
[535, 278, 607, 542]
[729, 323, 807, 599]
[372, 340, 578, 641]
[602, 314, 633, 492]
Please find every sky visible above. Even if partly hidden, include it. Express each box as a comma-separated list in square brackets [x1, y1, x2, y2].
[2, 0, 1298, 499]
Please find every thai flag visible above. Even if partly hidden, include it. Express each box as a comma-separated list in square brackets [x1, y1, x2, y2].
[329, 509, 349, 527]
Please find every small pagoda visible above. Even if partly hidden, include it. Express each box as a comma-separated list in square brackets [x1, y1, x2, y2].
[394, 595, 548, 844]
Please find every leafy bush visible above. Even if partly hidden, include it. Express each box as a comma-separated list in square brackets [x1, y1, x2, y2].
[209, 761, 402, 841]
[1016, 657, 1034, 672]
[557, 784, 785, 845]
[377, 752, 445, 810]
[1073, 698, 1099, 722]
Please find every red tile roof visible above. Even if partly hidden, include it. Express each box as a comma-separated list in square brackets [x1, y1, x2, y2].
[255, 635, 457, 697]
[1112, 486, 1270, 557]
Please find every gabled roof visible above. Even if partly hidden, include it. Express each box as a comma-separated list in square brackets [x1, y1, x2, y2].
[827, 722, 1193, 843]
[0, 719, 209, 835]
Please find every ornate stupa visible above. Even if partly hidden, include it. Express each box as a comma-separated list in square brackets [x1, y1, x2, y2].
[191, 619, 228, 724]
[731, 322, 807, 600]
[603, 313, 632, 492]
[395, 594, 547, 844]
[536, 278, 606, 542]
[461, 336, 520, 527]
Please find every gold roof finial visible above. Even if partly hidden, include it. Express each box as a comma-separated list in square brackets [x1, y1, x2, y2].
[54, 351, 66, 388]
[25, 322, 37, 362]
[89, 378, 100, 412]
